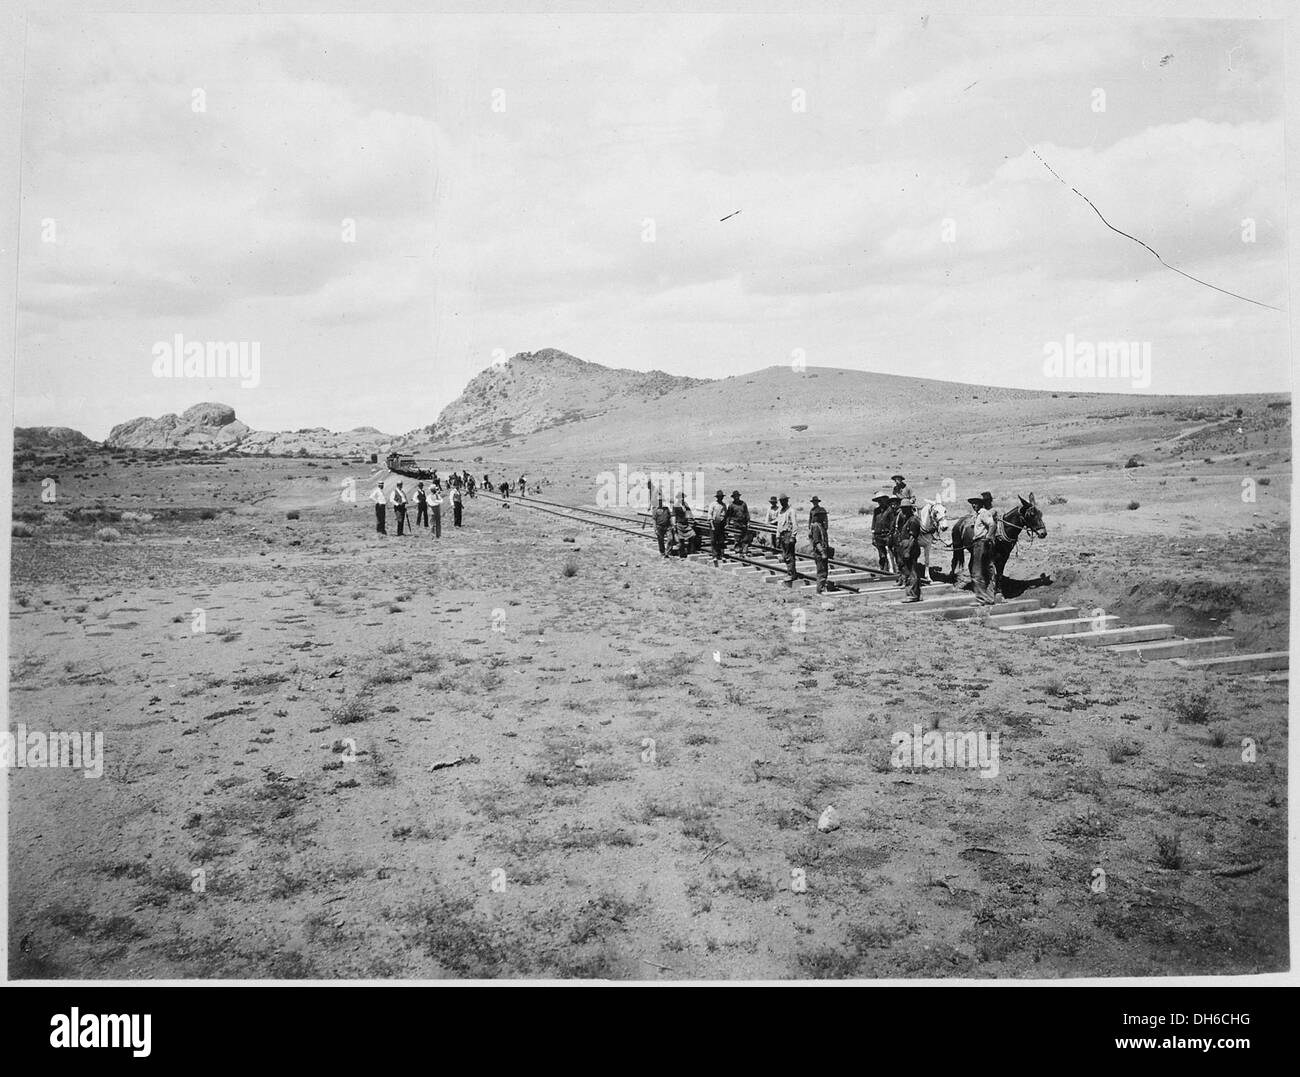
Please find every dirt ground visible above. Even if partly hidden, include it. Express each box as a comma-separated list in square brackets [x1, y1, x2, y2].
[6, 433, 1290, 979]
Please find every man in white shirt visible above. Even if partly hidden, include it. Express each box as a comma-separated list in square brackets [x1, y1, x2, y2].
[774, 495, 797, 586]
[369, 481, 388, 534]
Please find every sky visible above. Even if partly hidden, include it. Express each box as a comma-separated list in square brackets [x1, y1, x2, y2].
[13, 12, 1289, 439]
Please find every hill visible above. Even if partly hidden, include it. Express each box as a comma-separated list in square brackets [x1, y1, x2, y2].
[15, 426, 98, 453]
[405, 347, 708, 446]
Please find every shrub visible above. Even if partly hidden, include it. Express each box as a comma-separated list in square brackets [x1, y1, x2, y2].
[1123, 456, 1142, 468]
[199, 509, 216, 520]
[11, 522, 35, 538]
[561, 558, 579, 578]
[331, 697, 373, 725]
[1105, 737, 1141, 763]
[286, 511, 300, 520]
[1154, 830, 1183, 869]
[95, 528, 122, 542]
[1172, 686, 1214, 725]
[1127, 501, 1140, 510]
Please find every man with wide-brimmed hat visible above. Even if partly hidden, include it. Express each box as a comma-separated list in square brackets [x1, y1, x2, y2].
[869, 492, 893, 571]
[708, 489, 728, 566]
[890, 473, 914, 502]
[808, 496, 833, 593]
[726, 490, 751, 558]
[968, 494, 996, 604]
[897, 497, 923, 601]
[887, 493, 907, 583]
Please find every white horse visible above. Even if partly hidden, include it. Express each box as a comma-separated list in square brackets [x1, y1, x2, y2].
[916, 499, 949, 577]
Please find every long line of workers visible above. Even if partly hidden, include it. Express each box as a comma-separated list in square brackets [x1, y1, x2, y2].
[647, 473, 953, 600]
[368, 470, 543, 536]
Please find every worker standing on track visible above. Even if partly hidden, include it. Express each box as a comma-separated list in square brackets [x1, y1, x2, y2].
[870, 492, 893, 570]
[726, 490, 751, 558]
[652, 497, 672, 557]
[708, 489, 728, 567]
[452, 485, 464, 527]
[430, 489, 443, 538]
[888, 493, 906, 583]
[370, 480, 388, 535]
[968, 493, 996, 604]
[775, 494, 797, 587]
[808, 496, 832, 594]
[519, 474, 527, 497]
[764, 496, 779, 549]
[897, 498, 923, 602]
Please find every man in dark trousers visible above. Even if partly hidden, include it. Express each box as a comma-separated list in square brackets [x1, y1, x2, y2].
[392, 481, 409, 535]
[707, 489, 727, 566]
[652, 497, 672, 556]
[870, 492, 893, 571]
[896, 498, 923, 601]
[726, 490, 751, 558]
[430, 490, 443, 538]
[888, 494, 907, 584]
[369, 480, 388, 534]
[808, 496, 832, 593]
[452, 486, 464, 527]
[415, 482, 429, 528]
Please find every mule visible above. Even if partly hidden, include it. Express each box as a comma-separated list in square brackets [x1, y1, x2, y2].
[949, 494, 1047, 593]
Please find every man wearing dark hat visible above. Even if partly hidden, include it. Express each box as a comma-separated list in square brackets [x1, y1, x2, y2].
[968, 493, 996, 604]
[764, 496, 780, 549]
[415, 481, 429, 529]
[869, 492, 893, 571]
[891, 473, 914, 502]
[808, 497, 832, 593]
[896, 498, 923, 601]
[726, 490, 751, 558]
[652, 495, 672, 557]
[887, 493, 906, 584]
[708, 489, 728, 566]
[775, 495, 797, 585]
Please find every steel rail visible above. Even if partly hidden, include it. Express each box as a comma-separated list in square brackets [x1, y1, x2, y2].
[478, 491, 861, 592]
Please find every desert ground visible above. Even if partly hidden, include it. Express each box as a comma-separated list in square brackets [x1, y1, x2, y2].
[7, 382, 1290, 979]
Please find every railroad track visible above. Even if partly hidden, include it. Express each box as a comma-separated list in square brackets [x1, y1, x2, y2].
[477, 490, 885, 594]
[470, 489, 1285, 675]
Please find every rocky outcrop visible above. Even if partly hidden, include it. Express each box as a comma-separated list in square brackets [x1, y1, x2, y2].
[107, 402, 249, 451]
[407, 348, 709, 446]
[104, 403, 391, 457]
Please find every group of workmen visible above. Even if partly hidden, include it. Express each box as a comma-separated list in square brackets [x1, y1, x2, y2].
[368, 468, 542, 536]
[646, 472, 996, 602]
[646, 486, 841, 595]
